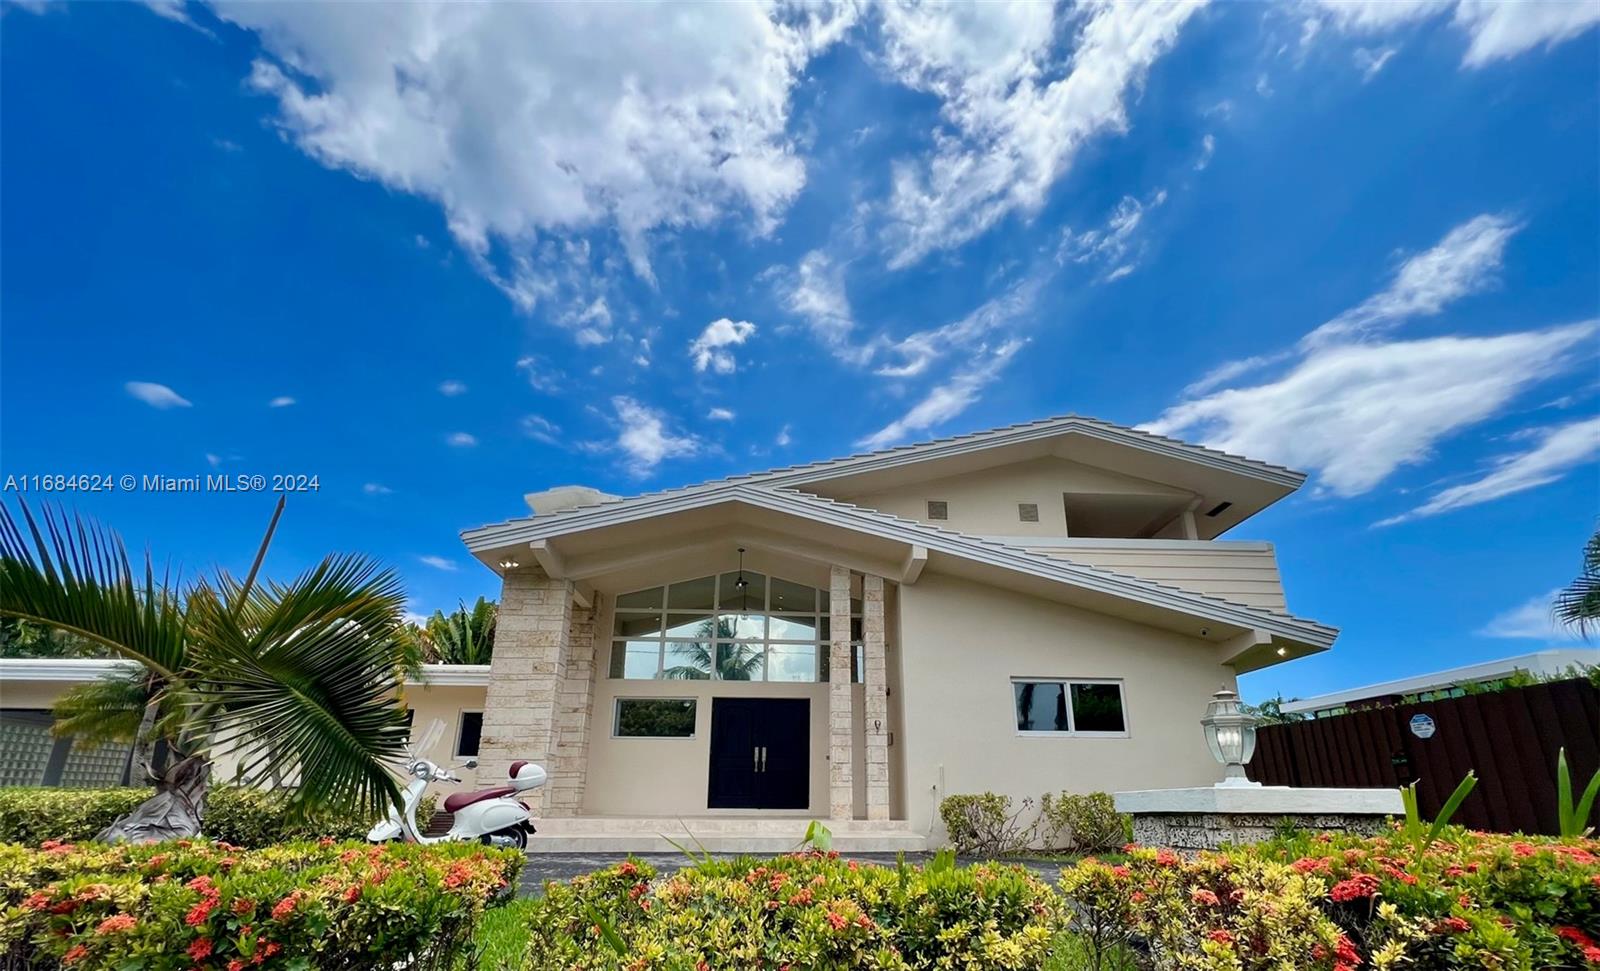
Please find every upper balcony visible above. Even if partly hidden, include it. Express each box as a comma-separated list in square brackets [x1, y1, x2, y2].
[982, 537, 1289, 613]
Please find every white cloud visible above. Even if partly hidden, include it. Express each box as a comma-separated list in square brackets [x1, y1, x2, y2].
[1353, 46, 1398, 81]
[689, 318, 757, 374]
[268, 395, 296, 408]
[878, 1, 1205, 268]
[875, 273, 1045, 379]
[1056, 189, 1168, 282]
[1312, 0, 1600, 67]
[1302, 213, 1518, 348]
[363, 482, 393, 495]
[1479, 588, 1583, 641]
[777, 250, 867, 363]
[205, 453, 223, 468]
[447, 432, 478, 447]
[1378, 416, 1600, 524]
[775, 424, 792, 447]
[516, 355, 563, 394]
[125, 381, 193, 409]
[520, 415, 561, 445]
[438, 380, 468, 396]
[221, 3, 856, 305]
[1146, 323, 1597, 497]
[418, 555, 457, 572]
[610, 396, 700, 475]
[1194, 133, 1215, 171]
[859, 339, 1026, 450]
[707, 407, 736, 421]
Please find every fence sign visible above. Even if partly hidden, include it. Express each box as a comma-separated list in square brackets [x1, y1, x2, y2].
[1409, 713, 1436, 739]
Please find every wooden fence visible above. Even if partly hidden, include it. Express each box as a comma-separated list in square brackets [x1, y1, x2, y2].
[1245, 677, 1600, 835]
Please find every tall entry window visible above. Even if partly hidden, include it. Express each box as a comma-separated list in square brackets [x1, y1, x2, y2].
[609, 572, 862, 682]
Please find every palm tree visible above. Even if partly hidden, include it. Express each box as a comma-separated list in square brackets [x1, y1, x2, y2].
[1554, 527, 1600, 639]
[0, 499, 410, 842]
[421, 597, 497, 665]
[662, 617, 765, 680]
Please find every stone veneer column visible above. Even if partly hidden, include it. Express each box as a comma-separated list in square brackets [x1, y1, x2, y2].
[478, 565, 572, 815]
[862, 574, 890, 820]
[828, 565, 855, 820]
[544, 595, 597, 817]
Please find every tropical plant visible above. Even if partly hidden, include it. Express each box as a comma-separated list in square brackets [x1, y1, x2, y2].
[1554, 526, 1600, 638]
[1557, 746, 1600, 838]
[661, 617, 765, 680]
[1399, 771, 1477, 863]
[0, 499, 411, 842]
[0, 616, 105, 658]
[419, 596, 497, 664]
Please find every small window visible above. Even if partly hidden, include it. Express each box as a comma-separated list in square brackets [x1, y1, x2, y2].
[927, 500, 948, 521]
[455, 712, 483, 757]
[614, 698, 697, 738]
[1013, 679, 1127, 735]
[1018, 502, 1039, 523]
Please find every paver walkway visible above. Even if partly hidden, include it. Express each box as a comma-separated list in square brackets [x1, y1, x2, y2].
[517, 852, 1063, 896]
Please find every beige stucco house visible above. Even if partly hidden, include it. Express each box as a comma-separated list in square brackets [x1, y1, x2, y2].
[0, 415, 1337, 850]
[456, 415, 1338, 849]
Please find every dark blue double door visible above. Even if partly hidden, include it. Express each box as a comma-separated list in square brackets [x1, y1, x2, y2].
[707, 698, 810, 810]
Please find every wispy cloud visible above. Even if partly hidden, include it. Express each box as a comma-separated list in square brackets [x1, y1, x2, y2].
[268, 395, 296, 408]
[418, 555, 457, 572]
[610, 396, 700, 476]
[516, 355, 564, 394]
[1311, 0, 1600, 68]
[1377, 416, 1600, 525]
[1056, 189, 1168, 283]
[775, 424, 792, 447]
[438, 379, 468, 396]
[1479, 588, 1584, 641]
[1194, 133, 1215, 171]
[363, 482, 393, 495]
[125, 381, 193, 409]
[447, 432, 478, 447]
[776, 250, 870, 364]
[689, 318, 757, 374]
[859, 339, 1026, 450]
[1353, 46, 1398, 81]
[707, 407, 736, 422]
[520, 415, 561, 445]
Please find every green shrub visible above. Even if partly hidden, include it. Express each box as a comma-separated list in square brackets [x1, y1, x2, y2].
[521, 851, 1063, 969]
[1058, 827, 1600, 970]
[939, 792, 1038, 855]
[0, 837, 522, 970]
[1038, 792, 1128, 852]
[0, 787, 436, 847]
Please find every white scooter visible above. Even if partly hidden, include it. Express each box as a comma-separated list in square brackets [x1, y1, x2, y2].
[367, 720, 546, 849]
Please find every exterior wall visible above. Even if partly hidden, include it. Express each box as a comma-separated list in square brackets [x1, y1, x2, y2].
[1016, 539, 1288, 612]
[895, 571, 1236, 837]
[832, 458, 1189, 537]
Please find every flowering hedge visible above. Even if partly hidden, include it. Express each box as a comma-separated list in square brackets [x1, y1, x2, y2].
[521, 851, 1062, 969]
[1059, 828, 1600, 969]
[0, 787, 436, 847]
[0, 837, 521, 969]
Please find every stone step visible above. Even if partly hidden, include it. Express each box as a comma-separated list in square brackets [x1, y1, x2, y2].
[532, 816, 914, 836]
[528, 831, 927, 854]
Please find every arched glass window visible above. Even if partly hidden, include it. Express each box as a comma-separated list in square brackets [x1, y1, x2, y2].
[608, 572, 862, 682]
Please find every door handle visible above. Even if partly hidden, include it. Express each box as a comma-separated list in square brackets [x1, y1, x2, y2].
[754, 746, 760, 773]
[760, 746, 767, 772]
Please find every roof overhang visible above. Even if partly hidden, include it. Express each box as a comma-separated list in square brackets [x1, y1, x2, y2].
[466, 486, 1337, 673]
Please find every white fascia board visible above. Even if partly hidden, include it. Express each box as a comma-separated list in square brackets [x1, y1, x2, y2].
[1281, 648, 1600, 713]
[0, 658, 491, 688]
[474, 483, 1336, 648]
[461, 417, 1307, 552]
[985, 536, 1275, 552]
[414, 664, 491, 687]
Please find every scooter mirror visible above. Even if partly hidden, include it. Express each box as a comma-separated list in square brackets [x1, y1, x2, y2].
[464, 759, 478, 769]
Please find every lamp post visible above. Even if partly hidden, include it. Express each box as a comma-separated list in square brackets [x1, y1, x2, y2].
[1201, 687, 1259, 787]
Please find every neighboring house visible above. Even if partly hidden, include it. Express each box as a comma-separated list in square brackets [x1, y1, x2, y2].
[1278, 648, 1600, 719]
[455, 415, 1338, 844]
[0, 659, 490, 797]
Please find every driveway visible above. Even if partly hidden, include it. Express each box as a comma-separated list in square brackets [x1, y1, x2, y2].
[517, 852, 1064, 896]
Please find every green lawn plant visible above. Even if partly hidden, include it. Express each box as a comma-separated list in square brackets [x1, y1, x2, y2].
[1399, 771, 1477, 864]
[1558, 746, 1600, 838]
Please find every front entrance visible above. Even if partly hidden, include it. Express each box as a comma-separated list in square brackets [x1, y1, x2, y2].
[707, 698, 810, 810]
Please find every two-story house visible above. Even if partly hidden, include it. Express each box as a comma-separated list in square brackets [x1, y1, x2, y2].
[457, 415, 1337, 849]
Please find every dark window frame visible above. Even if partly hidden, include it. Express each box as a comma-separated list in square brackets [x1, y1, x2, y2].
[1010, 678, 1129, 737]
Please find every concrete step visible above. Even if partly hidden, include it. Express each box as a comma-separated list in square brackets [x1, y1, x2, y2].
[528, 831, 927, 854]
[533, 816, 913, 836]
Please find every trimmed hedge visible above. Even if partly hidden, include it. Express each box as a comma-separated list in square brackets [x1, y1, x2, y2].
[1059, 827, 1600, 969]
[521, 851, 1062, 969]
[0, 787, 436, 847]
[0, 837, 522, 970]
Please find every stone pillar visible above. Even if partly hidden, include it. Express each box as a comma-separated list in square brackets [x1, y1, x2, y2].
[862, 574, 890, 820]
[479, 565, 572, 814]
[828, 565, 854, 820]
[545, 595, 597, 817]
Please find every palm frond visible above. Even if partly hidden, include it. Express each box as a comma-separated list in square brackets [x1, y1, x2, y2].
[1554, 528, 1600, 639]
[0, 500, 187, 676]
[186, 554, 410, 815]
[51, 667, 169, 747]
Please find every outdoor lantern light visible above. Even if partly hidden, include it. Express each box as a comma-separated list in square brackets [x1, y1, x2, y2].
[1201, 686, 1260, 787]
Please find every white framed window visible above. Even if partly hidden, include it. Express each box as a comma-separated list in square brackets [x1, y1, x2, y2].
[613, 698, 697, 738]
[607, 572, 861, 683]
[1011, 678, 1128, 736]
[455, 711, 483, 758]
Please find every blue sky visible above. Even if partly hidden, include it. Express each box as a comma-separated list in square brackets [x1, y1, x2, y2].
[3, 1, 1597, 702]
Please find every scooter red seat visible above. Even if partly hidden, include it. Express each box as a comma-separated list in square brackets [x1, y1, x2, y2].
[443, 787, 516, 812]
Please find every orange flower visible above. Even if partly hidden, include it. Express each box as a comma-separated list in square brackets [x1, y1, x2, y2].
[187, 938, 214, 960]
[95, 914, 137, 934]
[62, 945, 90, 965]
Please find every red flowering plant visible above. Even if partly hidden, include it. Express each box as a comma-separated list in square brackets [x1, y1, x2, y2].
[523, 850, 1062, 969]
[0, 838, 521, 970]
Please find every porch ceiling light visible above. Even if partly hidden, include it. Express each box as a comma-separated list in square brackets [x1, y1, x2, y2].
[1201, 686, 1259, 788]
[499, 558, 520, 570]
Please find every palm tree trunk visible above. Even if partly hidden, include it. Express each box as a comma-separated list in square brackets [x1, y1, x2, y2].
[96, 755, 209, 843]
